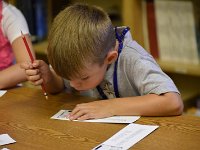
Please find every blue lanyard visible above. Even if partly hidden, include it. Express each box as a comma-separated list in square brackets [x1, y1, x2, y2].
[96, 27, 130, 99]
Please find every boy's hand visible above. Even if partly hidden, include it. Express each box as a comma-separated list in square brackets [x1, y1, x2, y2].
[20, 60, 51, 86]
[69, 100, 114, 120]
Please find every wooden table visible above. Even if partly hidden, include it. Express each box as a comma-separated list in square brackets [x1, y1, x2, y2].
[0, 87, 200, 150]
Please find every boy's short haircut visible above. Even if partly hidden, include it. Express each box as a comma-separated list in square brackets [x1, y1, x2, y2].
[47, 3, 116, 80]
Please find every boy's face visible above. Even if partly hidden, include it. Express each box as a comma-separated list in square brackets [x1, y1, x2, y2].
[69, 42, 118, 91]
[69, 62, 108, 91]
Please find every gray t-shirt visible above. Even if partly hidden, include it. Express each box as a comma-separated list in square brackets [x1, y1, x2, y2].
[64, 28, 179, 99]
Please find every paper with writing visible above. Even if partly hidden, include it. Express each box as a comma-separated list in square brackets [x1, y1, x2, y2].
[51, 110, 140, 124]
[0, 134, 16, 146]
[92, 123, 159, 150]
[0, 90, 7, 97]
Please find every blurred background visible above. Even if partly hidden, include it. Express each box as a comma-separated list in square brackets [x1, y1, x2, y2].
[9, 0, 200, 116]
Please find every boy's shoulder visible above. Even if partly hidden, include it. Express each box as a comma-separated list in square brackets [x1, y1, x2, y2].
[120, 39, 153, 62]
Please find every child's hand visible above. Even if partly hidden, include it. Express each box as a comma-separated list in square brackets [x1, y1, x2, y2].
[20, 60, 51, 86]
[68, 100, 114, 120]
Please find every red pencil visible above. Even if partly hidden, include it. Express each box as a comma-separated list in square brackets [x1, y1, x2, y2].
[21, 31, 48, 99]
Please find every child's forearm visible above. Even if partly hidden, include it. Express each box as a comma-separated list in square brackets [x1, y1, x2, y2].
[0, 64, 26, 89]
[110, 92, 183, 116]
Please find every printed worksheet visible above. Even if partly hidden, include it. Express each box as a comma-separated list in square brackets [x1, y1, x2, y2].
[92, 123, 159, 150]
[0, 90, 7, 97]
[0, 134, 16, 146]
[51, 110, 140, 124]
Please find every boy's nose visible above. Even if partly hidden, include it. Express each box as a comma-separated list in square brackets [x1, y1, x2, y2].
[69, 80, 81, 88]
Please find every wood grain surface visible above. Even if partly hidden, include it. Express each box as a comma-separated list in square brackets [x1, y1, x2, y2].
[0, 87, 200, 150]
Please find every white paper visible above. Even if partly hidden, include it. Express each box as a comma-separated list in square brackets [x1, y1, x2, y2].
[92, 123, 159, 150]
[0, 90, 7, 97]
[0, 134, 16, 146]
[51, 110, 140, 124]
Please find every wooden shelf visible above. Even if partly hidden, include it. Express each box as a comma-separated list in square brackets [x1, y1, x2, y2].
[157, 59, 200, 77]
[33, 41, 48, 63]
[33, 41, 48, 55]
[179, 87, 200, 102]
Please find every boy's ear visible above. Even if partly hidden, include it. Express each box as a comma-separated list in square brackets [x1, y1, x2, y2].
[105, 50, 118, 64]
[105, 41, 119, 64]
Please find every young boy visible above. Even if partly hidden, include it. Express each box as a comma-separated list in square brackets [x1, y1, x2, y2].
[21, 3, 183, 120]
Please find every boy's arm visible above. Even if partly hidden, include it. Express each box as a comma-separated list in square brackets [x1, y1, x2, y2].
[69, 92, 183, 120]
[110, 92, 183, 116]
[44, 67, 65, 94]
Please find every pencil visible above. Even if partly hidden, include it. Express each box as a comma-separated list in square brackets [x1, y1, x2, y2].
[21, 31, 48, 100]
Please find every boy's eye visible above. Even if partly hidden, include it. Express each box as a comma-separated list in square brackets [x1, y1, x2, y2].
[81, 76, 89, 80]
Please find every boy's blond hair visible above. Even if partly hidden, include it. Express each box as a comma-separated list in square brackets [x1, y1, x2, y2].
[47, 3, 116, 80]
